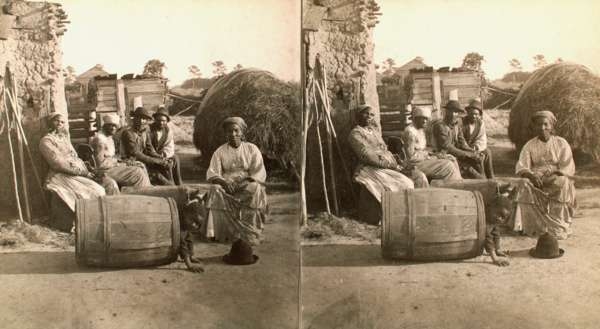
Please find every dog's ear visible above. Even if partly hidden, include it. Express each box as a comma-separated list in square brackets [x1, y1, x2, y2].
[497, 183, 513, 195]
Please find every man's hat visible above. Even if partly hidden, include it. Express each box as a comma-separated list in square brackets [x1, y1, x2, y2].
[131, 107, 153, 120]
[153, 106, 170, 122]
[529, 233, 564, 259]
[443, 100, 465, 113]
[222, 239, 259, 265]
[465, 99, 483, 114]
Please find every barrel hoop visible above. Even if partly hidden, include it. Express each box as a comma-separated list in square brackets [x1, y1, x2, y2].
[381, 191, 389, 256]
[167, 197, 181, 262]
[474, 191, 486, 255]
[100, 197, 111, 265]
[75, 199, 85, 264]
[407, 190, 416, 258]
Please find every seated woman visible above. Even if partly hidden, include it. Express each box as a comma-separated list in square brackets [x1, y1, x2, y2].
[348, 105, 423, 204]
[514, 110, 576, 239]
[203, 117, 268, 245]
[39, 113, 106, 213]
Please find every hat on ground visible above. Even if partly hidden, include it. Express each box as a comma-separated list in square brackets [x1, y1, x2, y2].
[465, 99, 483, 114]
[153, 107, 170, 122]
[221, 116, 247, 131]
[443, 100, 465, 113]
[222, 239, 259, 265]
[132, 107, 153, 120]
[529, 233, 564, 259]
[412, 106, 431, 119]
[102, 114, 120, 127]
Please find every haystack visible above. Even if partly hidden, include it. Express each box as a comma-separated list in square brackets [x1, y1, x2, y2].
[509, 63, 600, 161]
[193, 68, 301, 175]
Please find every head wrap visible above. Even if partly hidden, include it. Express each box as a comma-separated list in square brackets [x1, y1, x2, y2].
[412, 106, 431, 119]
[532, 110, 557, 125]
[48, 113, 65, 122]
[102, 114, 120, 127]
[222, 116, 247, 131]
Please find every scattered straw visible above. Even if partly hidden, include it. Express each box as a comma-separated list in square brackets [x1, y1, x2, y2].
[302, 212, 380, 242]
[0, 221, 74, 250]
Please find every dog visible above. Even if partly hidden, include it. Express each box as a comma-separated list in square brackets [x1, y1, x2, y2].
[179, 191, 206, 273]
[484, 184, 518, 266]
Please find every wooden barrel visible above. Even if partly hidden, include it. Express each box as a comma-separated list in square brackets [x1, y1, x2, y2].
[75, 195, 180, 268]
[381, 188, 486, 261]
[121, 184, 212, 208]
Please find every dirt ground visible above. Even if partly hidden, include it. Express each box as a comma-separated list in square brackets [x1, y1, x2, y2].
[0, 146, 301, 329]
[300, 119, 600, 329]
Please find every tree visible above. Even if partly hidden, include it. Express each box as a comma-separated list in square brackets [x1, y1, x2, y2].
[188, 65, 202, 88]
[212, 60, 227, 77]
[461, 52, 485, 72]
[508, 59, 522, 72]
[233, 64, 243, 71]
[533, 54, 547, 69]
[63, 66, 77, 85]
[383, 58, 396, 71]
[143, 59, 166, 78]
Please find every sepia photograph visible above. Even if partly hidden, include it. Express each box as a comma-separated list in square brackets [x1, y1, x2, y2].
[0, 0, 300, 328]
[300, 0, 600, 328]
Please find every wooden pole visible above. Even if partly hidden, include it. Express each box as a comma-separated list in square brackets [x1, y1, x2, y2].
[9, 72, 31, 222]
[5, 90, 48, 209]
[315, 78, 339, 215]
[3, 90, 24, 223]
[312, 84, 331, 214]
[314, 76, 357, 204]
[300, 77, 311, 226]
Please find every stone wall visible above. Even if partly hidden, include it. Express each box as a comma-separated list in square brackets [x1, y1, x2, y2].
[0, 0, 68, 219]
[303, 0, 380, 211]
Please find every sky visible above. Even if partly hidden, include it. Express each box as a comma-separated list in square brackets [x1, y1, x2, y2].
[374, 0, 600, 80]
[57, 0, 300, 85]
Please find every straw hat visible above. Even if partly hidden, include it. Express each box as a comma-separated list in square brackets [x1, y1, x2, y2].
[102, 114, 120, 127]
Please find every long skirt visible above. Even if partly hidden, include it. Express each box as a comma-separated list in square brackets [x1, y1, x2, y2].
[203, 182, 268, 245]
[353, 165, 414, 203]
[45, 173, 106, 211]
[512, 175, 576, 239]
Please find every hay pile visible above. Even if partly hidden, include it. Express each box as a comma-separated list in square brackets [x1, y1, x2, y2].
[509, 63, 600, 160]
[193, 69, 301, 175]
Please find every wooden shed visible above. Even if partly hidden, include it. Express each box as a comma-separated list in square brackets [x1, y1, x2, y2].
[409, 70, 483, 120]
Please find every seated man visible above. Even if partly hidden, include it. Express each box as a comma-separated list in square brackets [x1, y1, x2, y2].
[39, 113, 106, 218]
[432, 100, 484, 179]
[120, 107, 171, 184]
[348, 105, 425, 205]
[403, 106, 462, 181]
[462, 99, 494, 178]
[91, 113, 152, 189]
[146, 106, 182, 185]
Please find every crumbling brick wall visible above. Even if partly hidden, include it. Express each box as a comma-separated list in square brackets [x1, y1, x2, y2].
[303, 0, 380, 210]
[0, 0, 68, 219]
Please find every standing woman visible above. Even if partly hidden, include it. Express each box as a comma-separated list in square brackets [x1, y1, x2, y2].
[203, 117, 268, 245]
[514, 110, 576, 239]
